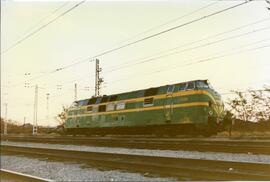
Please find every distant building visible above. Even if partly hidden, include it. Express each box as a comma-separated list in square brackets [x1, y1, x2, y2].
[23, 123, 33, 128]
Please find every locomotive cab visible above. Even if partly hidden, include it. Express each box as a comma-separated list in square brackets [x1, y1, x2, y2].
[195, 80, 225, 134]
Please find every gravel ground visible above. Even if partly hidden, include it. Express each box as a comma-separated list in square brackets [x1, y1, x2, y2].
[1, 155, 175, 181]
[2, 141, 270, 164]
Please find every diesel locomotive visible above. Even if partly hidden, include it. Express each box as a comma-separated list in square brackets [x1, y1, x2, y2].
[64, 80, 224, 136]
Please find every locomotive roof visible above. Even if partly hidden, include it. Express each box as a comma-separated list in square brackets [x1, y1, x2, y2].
[74, 79, 209, 106]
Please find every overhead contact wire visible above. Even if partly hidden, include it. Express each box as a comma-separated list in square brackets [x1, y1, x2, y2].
[1, 1, 85, 55]
[56, 0, 253, 71]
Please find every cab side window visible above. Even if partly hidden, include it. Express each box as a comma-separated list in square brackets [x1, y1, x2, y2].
[178, 83, 187, 91]
[167, 85, 175, 94]
[98, 105, 106, 112]
[186, 82, 195, 90]
[92, 106, 98, 113]
[107, 103, 115, 111]
[86, 106, 93, 112]
[116, 102, 125, 110]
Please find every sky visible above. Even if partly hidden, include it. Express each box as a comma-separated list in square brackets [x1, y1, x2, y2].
[1, 0, 270, 126]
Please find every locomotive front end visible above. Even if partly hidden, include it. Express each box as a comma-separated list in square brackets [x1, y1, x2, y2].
[195, 80, 225, 135]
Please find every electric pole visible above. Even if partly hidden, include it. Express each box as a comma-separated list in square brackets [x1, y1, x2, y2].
[4, 103, 8, 135]
[33, 85, 38, 135]
[23, 116, 26, 133]
[74, 83, 77, 101]
[94, 59, 103, 97]
[23, 117, 26, 126]
[46, 93, 49, 124]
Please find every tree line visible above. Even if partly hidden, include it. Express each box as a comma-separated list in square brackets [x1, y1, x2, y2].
[224, 86, 270, 133]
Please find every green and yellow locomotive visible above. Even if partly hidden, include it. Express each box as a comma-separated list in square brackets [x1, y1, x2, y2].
[64, 80, 224, 136]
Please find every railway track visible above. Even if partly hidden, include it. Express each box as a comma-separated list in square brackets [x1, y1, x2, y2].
[0, 168, 53, 182]
[2, 135, 270, 154]
[1, 145, 270, 180]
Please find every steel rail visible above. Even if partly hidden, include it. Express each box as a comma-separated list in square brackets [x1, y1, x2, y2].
[1, 145, 270, 181]
[2, 135, 270, 155]
[0, 168, 53, 182]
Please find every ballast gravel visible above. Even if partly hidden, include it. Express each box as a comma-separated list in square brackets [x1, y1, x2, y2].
[1, 155, 175, 181]
[2, 141, 270, 164]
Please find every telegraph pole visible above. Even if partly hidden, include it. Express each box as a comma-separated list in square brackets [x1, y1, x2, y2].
[33, 85, 38, 135]
[74, 83, 77, 101]
[4, 103, 8, 135]
[46, 93, 49, 124]
[94, 59, 103, 97]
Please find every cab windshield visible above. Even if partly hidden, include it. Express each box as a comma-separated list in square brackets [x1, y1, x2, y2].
[196, 81, 209, 89]
[178, 82, 195, 91]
